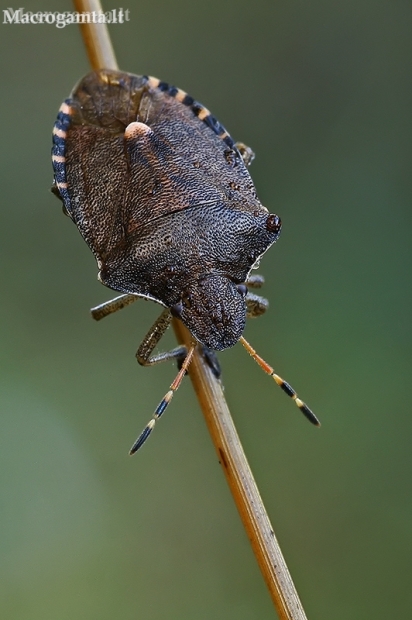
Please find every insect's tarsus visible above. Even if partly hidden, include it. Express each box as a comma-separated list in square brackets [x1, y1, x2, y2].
[239, 336, 320, 426]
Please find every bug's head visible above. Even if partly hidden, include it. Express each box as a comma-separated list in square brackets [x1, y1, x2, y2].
[171, 275, 247, 351]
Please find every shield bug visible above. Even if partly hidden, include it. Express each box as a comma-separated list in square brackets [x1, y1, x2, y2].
[52, 69, 319, 454]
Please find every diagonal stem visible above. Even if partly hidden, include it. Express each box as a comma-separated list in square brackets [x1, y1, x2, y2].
[172, 320, 309, 620]
[71, 1, 310, 617]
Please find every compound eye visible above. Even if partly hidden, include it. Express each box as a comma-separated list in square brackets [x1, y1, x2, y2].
[266, 214, 281, 234]
[236, 283, 248, 296]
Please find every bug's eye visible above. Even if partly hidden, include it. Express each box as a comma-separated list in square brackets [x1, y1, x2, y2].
[237, 283, 248, 296]
[266, 214, 281, 234]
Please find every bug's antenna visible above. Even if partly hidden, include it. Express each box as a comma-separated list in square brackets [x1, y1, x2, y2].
[239, 336, 320, 427]
[129, 343, 196, 454]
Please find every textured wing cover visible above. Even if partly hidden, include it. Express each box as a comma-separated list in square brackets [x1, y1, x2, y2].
[52, 70, 281, 348]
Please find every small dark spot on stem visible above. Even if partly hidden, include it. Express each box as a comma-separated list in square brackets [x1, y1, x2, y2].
[218, 448, 228, 469]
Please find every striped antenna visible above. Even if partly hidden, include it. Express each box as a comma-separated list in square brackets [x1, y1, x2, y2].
[129, 344, 196, 454]
[239, 336, 320, 426]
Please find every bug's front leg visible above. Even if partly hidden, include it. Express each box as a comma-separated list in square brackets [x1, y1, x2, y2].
[130, 310, 197, 454]
[136, 309, 187, 367]
[244, 273, 268, 318]
[246, 273, 265, 289]
[91, 294, 138, 321]
[246, 292, 269, 318]
[136, 311, 222, 379]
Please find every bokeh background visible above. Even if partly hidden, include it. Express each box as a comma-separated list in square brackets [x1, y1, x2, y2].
[1, 1, 411, 618]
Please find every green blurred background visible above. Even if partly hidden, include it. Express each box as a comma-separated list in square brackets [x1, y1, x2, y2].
[1, 0, 411, 618]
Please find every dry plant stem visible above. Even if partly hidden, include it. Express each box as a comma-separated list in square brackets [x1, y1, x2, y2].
[173, 320, 308, 620]
[73, 0, 118, 71]
[72, 1, 309, 618]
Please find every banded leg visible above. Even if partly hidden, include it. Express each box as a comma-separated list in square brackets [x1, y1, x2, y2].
[239, 336, 320, 426]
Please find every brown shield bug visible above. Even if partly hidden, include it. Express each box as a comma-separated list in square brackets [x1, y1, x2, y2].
[52, 69, 319, 454]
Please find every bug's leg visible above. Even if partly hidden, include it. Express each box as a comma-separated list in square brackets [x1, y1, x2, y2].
[244, 274, 267, 318]
[136, 309, 187, 367]
[246, 292, 269, 319]
[129, 343, 196, 454]
[198, 346, 222, 379]
[246, 274, 265, 289]
[91, 294, 138, 321]
[239, 336, 321, 427]
[235, 142, 255, 166]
